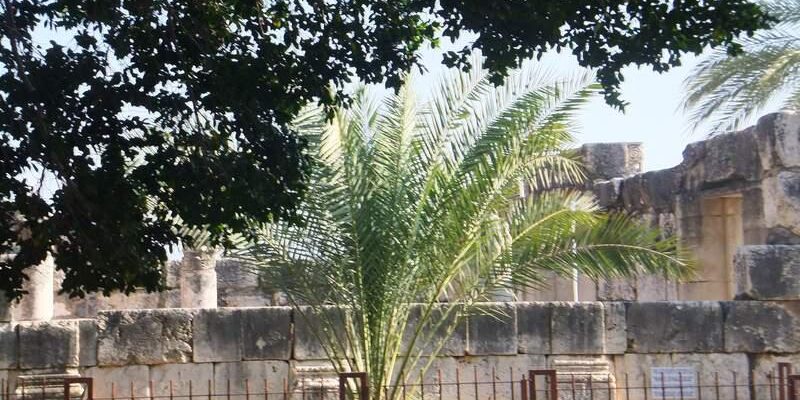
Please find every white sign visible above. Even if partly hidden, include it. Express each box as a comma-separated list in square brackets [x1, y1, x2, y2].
[650, 367, 698, 399]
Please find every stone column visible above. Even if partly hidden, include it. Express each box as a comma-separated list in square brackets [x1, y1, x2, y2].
[16, 256, 55, 321]
[180, 248, 219, 308]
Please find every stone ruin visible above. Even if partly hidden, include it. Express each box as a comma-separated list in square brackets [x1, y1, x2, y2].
[0, 111, 799, 400]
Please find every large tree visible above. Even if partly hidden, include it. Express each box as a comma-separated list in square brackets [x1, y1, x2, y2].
[0, 0, 766, 300]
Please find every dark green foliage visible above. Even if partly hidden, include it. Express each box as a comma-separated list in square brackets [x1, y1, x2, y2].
[0, 0, 769, 300]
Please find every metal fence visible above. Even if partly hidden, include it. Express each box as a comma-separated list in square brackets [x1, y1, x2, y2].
[2, 363, 800, 400]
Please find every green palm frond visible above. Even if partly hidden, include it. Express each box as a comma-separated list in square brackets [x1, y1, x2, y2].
[236, 59, 692, 400]
[682, 0, 800, 135]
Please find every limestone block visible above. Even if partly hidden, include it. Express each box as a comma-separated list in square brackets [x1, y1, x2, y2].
[18, 320, 79, 368]
[180, 249, 219, 308]
[550, 302, 604, 355]
[467, 303, 517, 355]
[722, 301, 800, 352]
[596, 278, 636, 301]
[692, 129, 760, 187]
[581, 143, 643, 180]
[755, 111, 800, 169]
[241, 307, 292, 360]
[400, 304, 467, 357]
[0, 295, 11, 322]
[150, 363, 214, 397]
[750, 354, 800, 400]
[455, 355, 547, 400]
[641, 168, 679, 213]
[289, 360, 339, 400]
[82, 365, 150, 398]
[670, 353, 751, 400]
[762, 171, 800, 242]
[614, 353, 749, 400]
[97, 309, 193, 366]
[216, 258, 259, 290]
[214, 361, 290, 399]
[548, 355, 616, 400]
[0, 323, 17, 369]
[636, 276, 678, 301]
[626, 302, 723, 353]
[593, 179, 622, 209]
[517, 302, 551, 354]
[603, 302, 627, 354]
[193, 308, 242, 362]
[78, 319, 97, 367]
[735, 245, 800, 300]
[621, 175, 648, 212]
[294, 306, 352, 360]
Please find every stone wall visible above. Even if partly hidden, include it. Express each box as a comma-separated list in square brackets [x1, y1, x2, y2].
[565, 111, 800, 302]
[1, 297, 799, 400]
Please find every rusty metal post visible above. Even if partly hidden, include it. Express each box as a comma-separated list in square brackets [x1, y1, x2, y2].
[787, 375, 800, 400]
[780, 363, 792, 400]
[521, 376, 529, 400]
[529, 370, 557, 400]
[338, 372, 368, 400]
[63, 377, 94, 400]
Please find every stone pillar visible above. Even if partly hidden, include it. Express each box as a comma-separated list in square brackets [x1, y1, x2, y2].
[15, 256, 55, 321]
[180, 248, 219, 308]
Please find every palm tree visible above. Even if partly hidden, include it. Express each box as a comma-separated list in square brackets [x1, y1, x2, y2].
[236, 61, 692, 400]
[682, 0, 800, 135]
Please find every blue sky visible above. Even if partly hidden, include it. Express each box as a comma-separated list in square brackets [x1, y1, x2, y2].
[411, 42, 735, 173]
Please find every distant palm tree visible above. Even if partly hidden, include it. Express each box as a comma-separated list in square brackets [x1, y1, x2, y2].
[682, 0, 800, 135]
[238, 61, 692, 400]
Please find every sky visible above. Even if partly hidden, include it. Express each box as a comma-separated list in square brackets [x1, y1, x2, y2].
[30, 26, 768, 173]
[410, 42, 738, 173]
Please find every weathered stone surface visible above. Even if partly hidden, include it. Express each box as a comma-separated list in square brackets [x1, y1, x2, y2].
[756, 111, 800, 169]
[735, 245, 800, 300]
[751, 354, 800, 400]
[621, 174, 647, 212]
[762, 171, 800, 240]
[78, 319, 98, 366]
[193, 308, 242, 362]
[549, 355, 616, 400]
[627, 302, 723, 353]
[97, 309, 194, 366]
[636, 276, 679, 301]
[401, 304, 467, 357]
[0, 323, 17, 369]
[517, 302, 551, 354]
[593, 178, 623, 209]
[467, 303, 517, 355]
[603, 302, 627, 354]
[550, 302, 604, 354]
[581, 143, 643, 180]
[682, 129, 760, 188]
[181, 249, 219, 308]
[641, 169, 679, 213]
[217, 259, 271, 307]
[722, 301, 800, 352]
[294, 306, 352, 360]
[18, 321, 79, 368]
[670, 353, 750, 400]
[596, 278, 636, 301]
[241, 307, 292, 360]
[214, 361, 290, 399]
[82, 366, 150, 398]
[613, 353, 749, 400]
[150, 363, 214, 397]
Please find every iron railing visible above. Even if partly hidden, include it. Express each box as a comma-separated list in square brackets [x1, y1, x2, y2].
[2, 363, 799, 400]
